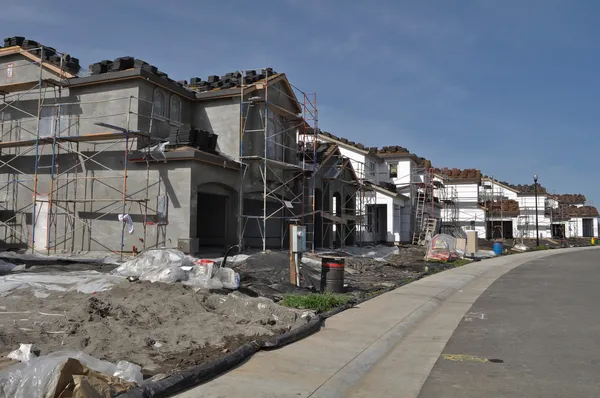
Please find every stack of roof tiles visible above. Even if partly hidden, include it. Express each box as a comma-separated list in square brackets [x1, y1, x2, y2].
[88, 57, 191, 87]
[2, 36, 81, 74]
[567, 205, 599, 218]
[509, 183, 547, 195]
[480, 199, 520, 213]
[188, 68, 277, 93]
[435, 168, 482, 180]
[377, 146, 431, 167]
[320, 131, 378, 153]
[549, 194, 587, 204]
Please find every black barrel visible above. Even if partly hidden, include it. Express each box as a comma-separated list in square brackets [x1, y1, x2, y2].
[320, 257, 345, 293]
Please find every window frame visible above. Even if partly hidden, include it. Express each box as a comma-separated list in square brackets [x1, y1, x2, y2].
[169, 95, 182, 124]
[153, 88, 167, 119]
[389, 163, 398, 178]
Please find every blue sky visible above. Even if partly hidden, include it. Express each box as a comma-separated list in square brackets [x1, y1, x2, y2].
[4, 0, 599, 203]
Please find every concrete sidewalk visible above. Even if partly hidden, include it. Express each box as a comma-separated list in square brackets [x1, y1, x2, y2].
[177, 247, 598, 398]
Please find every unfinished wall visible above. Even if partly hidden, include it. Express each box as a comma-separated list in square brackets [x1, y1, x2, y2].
[517, 195, 551, 239]
[137, 80, 193, 140]
[0, 148, 192, 252]
[450, 182, 486, 238]
[337, 147, 379, 183]
[0, 52, 62, 87]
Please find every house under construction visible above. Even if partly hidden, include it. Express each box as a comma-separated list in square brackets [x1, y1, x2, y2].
[0, 36, 379, 255]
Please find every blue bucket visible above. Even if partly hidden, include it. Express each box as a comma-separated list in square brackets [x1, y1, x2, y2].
[493, 242, 503, 255]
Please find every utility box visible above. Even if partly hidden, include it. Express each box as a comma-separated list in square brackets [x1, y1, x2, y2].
[466, 231, 478, 255]
[291, 225, 307, 253]
[177, 238, 199, 254]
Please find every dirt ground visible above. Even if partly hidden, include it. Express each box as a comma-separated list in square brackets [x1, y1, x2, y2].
[233, 245, 446, 301]
[0, 279, 310, 377]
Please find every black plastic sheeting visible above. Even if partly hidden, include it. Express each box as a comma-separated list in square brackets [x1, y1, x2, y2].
[118, 282, 404, 398]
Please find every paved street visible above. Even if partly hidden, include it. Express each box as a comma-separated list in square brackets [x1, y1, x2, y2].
[420, 249, 600, 398]
[178, 248, 599, 398]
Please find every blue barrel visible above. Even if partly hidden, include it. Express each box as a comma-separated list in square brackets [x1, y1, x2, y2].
[493, 242, 503, 255]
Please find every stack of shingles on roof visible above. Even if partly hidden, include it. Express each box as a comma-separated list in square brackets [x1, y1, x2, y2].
[567, 205, 599, 218]
[89, 56, 190, 89]
[549, 194, 587, 204]
[188, 68, 277, 93]
[2, 36, 81, 74]
[320, 131, 379, 156]
[481, 199, 520, 214]
[436, 168, 482, 180]
[377, 146, 431, 168]
[511, 183, 547, 195]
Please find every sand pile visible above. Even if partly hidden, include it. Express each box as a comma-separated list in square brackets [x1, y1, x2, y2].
[0, 280, 310, 376]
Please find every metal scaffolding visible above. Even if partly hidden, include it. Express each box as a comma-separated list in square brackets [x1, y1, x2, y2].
[439, 176, 460, 237]
[238, 70, 319, 251]
[0, 45, 160, 257]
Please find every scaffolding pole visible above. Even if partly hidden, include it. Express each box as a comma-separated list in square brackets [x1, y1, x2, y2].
[0, 46, 159, 254]
[238, 69, 318, 251]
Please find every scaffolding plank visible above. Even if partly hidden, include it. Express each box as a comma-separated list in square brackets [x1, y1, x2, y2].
[0, 131, 150, 148]
[0, 79, 64, 94]
[240, 156, 302, 170]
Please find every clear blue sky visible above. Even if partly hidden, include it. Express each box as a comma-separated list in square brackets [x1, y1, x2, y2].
[4, 0, 599, 203]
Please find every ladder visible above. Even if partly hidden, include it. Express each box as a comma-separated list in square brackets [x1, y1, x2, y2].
[420, 217, 437, 245]
[412, 186, 427, 244]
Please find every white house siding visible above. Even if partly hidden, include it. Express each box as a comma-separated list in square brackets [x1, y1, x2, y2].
[375, 191, 404, 243]
[450, 183, 486, 238]
[337, 147, 378, 183]
[517, 195, 551, 239]
[565, 217, 599, 238]
[360, 190, 405, 244]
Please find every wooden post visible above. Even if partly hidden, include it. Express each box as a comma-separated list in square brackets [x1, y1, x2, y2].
[289, 224, 296, 284]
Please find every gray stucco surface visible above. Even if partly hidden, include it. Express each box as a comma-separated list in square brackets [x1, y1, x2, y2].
[0, 52, 301, 252]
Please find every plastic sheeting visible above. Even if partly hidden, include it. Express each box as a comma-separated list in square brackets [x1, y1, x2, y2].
[0, 350, 142, 398]
[113, 249, 240, 290]
[425, 234, 461, 262]
[113, 249, 190, 284]
[0, 271, 124, 297]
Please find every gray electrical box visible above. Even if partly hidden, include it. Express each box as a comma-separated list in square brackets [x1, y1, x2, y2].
[291, 225, 307, 253]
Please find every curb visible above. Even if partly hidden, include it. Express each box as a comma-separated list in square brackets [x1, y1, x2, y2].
[120, 247, 596, 397]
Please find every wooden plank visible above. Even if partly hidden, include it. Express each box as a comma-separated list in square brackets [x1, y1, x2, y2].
[0, 131, 150, 148]
[0, 79, 63, 94]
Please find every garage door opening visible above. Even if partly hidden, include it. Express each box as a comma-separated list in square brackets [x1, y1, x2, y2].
[486, 220, 514, 240]
[582, 218, 594, 237]
[197, 192, 229, 248]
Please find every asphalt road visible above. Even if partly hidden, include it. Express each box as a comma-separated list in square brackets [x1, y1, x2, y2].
[419, 249, 600, 398]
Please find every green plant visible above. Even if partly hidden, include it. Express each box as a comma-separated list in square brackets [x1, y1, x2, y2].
[281, 293, 351, 313]
[451, 259, 472, 267]
[535, 245, 550, 250]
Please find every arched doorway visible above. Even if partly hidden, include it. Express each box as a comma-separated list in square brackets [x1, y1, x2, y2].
[195, 182, 238, 249]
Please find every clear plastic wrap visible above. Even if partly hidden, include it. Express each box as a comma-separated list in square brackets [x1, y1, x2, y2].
[425, 234, 460, 262]
[113, 249, 192, 283]
[0, 350, 142, 398]
[216, 267, 240, 290]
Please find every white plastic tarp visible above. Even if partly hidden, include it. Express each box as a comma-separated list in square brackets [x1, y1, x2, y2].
[0, 271, 124, 297]
[0, 350, 142, 398]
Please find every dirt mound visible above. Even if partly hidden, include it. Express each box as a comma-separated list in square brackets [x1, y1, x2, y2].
[0, 280, 309, 376]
